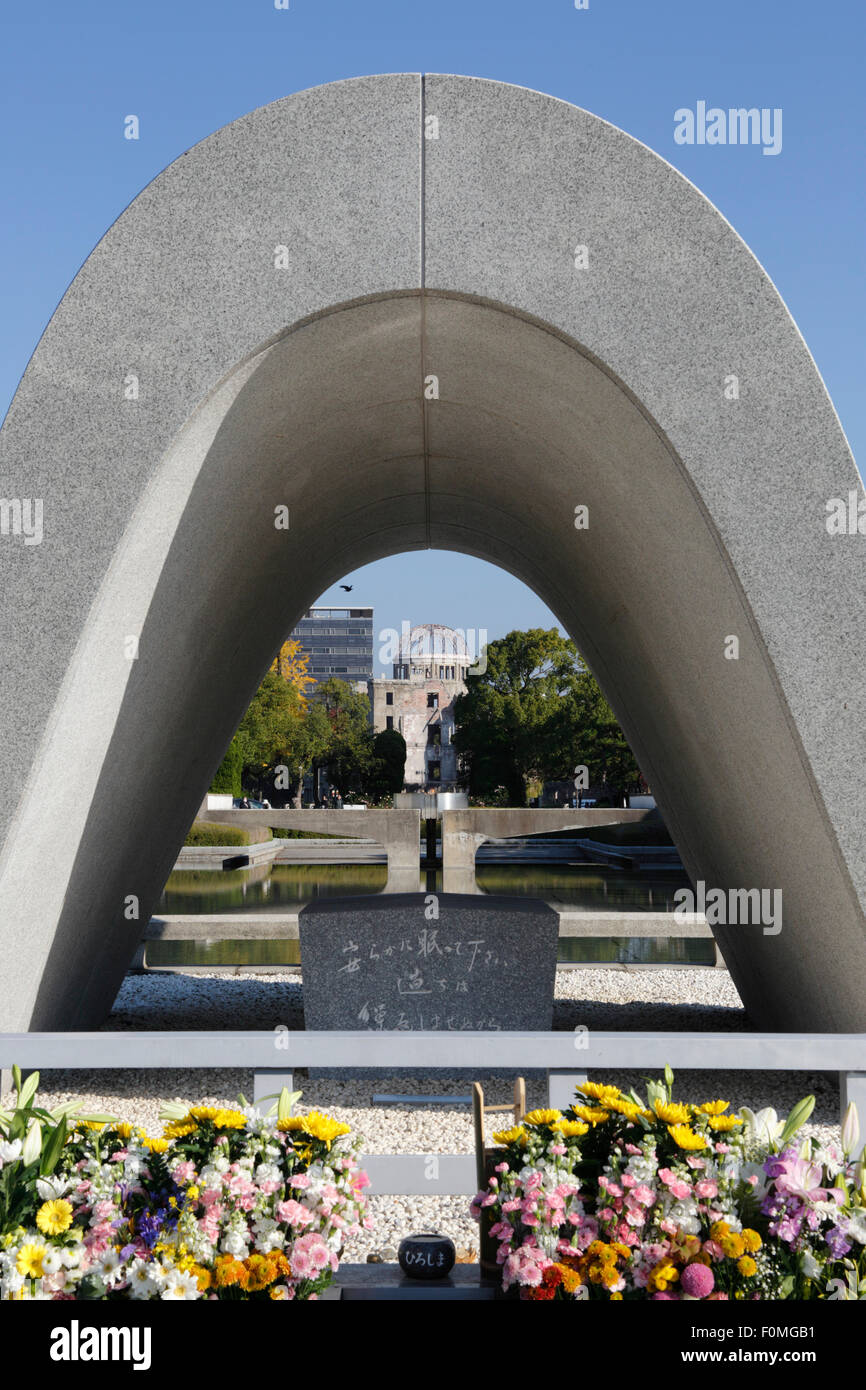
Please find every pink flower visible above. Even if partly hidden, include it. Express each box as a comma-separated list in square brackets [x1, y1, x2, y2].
[291, 1173, 311, 1190]
[681, 1263, 715, 1299]
[290, 1246, 313, 1278]
[276, 1198, 313, 1227]
[695, 1180, 718, 1199]
[293, 1232, 330, 1271]
[774, 1157, 829, 1204]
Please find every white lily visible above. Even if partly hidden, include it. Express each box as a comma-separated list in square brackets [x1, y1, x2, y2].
[0, 1138, 23, 1165]
[842, 1102, 860, 1158]
[739, 1106, 783, 1148]
[36, 1175, 71, 1201]
[21, 1119, 42, 1166]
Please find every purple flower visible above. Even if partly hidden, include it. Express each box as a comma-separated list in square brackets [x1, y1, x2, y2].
[825, 1226, 852, 1260]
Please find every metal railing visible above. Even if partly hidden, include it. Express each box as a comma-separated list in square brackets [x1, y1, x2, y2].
[2, 1029, 863, 1195]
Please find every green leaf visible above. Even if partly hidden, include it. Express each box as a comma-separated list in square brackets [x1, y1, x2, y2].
[158, 1101, 189, 1123]
[74, 1113, 118, 1125]
[17, 1071, 40, 1111]
[779, 1095, 816, 1148]
[11, 1064, 21, 1096]
[48, 1101, 84, 1121]
[40, 1116, 68, 1176]
[277, 1088, 302, 1122]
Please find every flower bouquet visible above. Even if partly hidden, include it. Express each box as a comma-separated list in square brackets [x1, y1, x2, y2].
[0, 1066, 371, 1300]
[471, 1068, 866, 1300]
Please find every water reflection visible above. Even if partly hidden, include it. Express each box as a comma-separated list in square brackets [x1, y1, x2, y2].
[158, 863, 689, 915]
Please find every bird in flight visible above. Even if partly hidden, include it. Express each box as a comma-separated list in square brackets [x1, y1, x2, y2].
[340, 584, 353, 591]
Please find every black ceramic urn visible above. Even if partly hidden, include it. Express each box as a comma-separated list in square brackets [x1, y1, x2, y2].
[397, 1231, 456, 1280]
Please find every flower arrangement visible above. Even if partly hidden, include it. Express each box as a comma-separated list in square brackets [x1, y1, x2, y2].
[0, 1067, 371, 1300]
[471, 1068, 866, 1300]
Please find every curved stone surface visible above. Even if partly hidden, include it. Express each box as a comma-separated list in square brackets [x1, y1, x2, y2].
[0, 75, 863, 1031]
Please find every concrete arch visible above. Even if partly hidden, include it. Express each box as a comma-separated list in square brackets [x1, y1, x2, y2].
[0, 74, 863, 1032]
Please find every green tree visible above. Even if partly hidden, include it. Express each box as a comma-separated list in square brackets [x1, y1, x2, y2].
[233, 670, 331, 805]
[454, 628, 640, 805]
[209, 734, 242, 797]
[366, 728, 407, 803]
[314, 678, 374, 799]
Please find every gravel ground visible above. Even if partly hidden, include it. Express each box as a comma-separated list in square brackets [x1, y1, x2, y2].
[2, 966, 840, 1261]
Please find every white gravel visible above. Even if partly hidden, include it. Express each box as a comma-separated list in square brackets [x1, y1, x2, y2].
[2, 965, 841, 1262]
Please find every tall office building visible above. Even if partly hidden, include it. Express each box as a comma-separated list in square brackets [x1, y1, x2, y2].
[290, 606, 374, 686]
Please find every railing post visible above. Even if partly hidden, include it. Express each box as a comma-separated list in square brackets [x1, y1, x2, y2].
[548, 1070, 587, 1111]
[253, 1069, 295, 1106]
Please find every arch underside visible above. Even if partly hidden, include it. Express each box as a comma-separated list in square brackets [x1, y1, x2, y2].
[0, 75, 863, 1032]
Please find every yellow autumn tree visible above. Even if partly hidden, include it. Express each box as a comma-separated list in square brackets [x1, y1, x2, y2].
[270, 638, 316, 707]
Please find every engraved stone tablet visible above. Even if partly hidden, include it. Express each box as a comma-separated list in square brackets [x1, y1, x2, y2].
[299, 892, 559, 1033]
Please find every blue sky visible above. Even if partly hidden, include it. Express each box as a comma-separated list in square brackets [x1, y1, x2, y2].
[1, 0, 862, 652]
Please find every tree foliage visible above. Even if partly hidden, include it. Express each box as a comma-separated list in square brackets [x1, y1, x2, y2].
[454, 628, 641, 806]
[366, 728, 407, 803]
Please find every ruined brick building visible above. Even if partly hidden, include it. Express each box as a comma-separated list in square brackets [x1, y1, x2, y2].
[368, 623, 475, 791]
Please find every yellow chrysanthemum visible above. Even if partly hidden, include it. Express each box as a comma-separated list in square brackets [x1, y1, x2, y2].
[610, 1291, 623, 1300]
[77, 1120, 105, 1132]
[737, 1256, 757, 1277]
[708, 1114, 744, 1132]
[35, 1199, 73, 1236]
[492, 1125, 528, 1146]
[577, 1082, 622, 1105]
[742, 1229, 762, 1253]
[188, 1106, 220, 1121]
[552, 1120, 589, 1138]
[710, 1220, 731, 1240]
[605, 1098, 645, 1121]
[647, 1259, 680, 1292]
[213, 1109, 247, 1131]
[523, 1109, 562, 1127]
[276, 1116, 306, 1132]
[301, 1111, 352, 1147]
[571, 1105, 611, 1125]
[668, 1124, 707, 1151]
[696, 1100, 730, 1115]
[143, 1136, 170, 1153]
[653, 1100, 692, 1125]
[113, 1121, 138, 1141]
[720, 1234, 745, 1259]
[16, 1243, 46, 1278]
[162, 1121, 196, 1140]
[556, 1264, 582, 1293]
